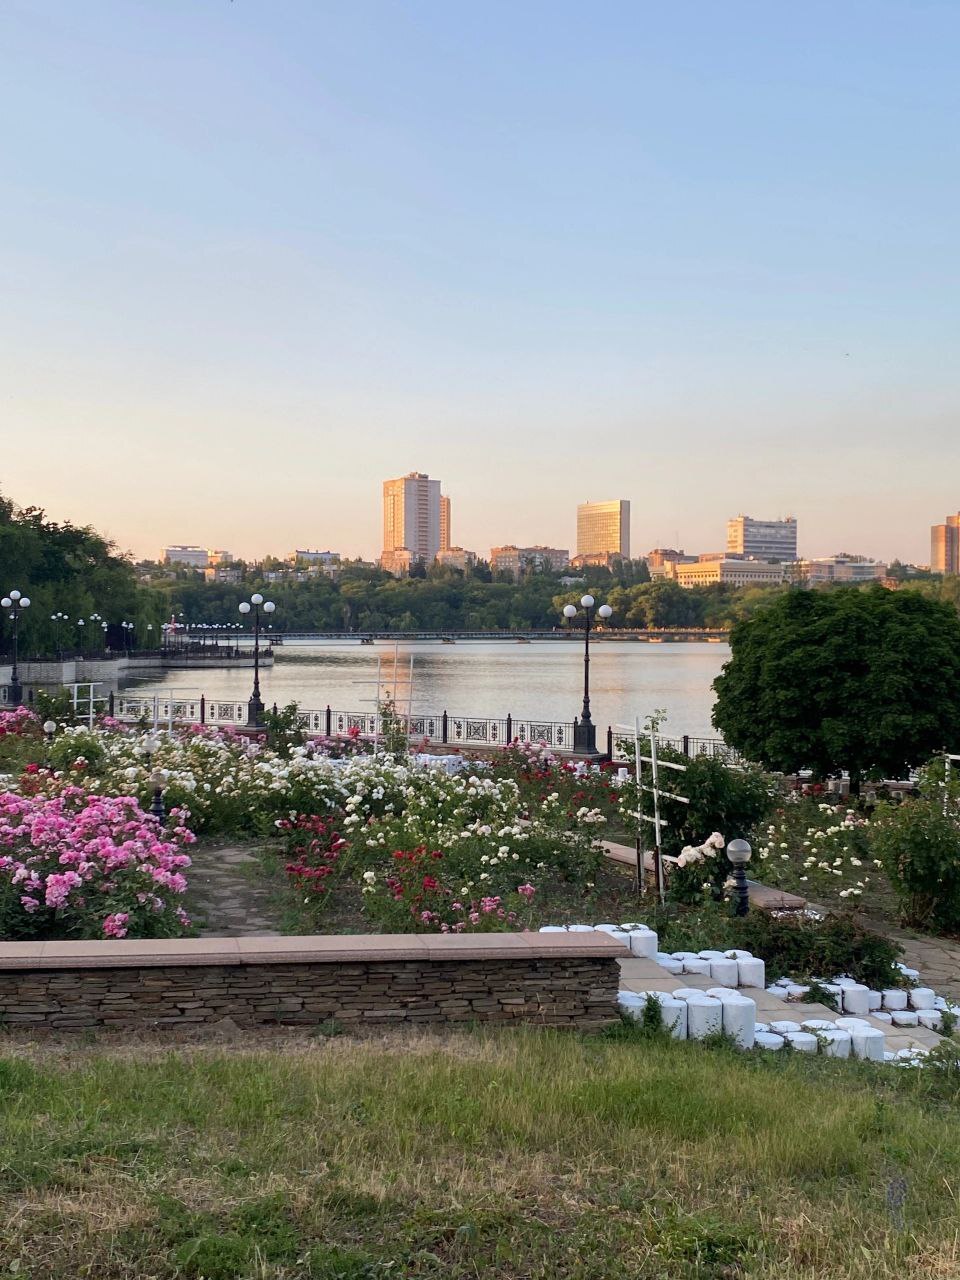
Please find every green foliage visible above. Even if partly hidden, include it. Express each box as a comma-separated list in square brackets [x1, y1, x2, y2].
[262, 701, 306, 757]
[870, 795, 960, 931]
[714, 586, 960, 787]
[650, 901, 903, 988]
[0, 493, 164, 656]
[33, 688, 79, 727]
[734, 910, 904, 989]
[377, 697, 412, 760]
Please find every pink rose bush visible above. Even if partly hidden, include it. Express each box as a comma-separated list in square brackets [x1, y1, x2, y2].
[0, 787, 195, 940]
[0, 706, 40, 738]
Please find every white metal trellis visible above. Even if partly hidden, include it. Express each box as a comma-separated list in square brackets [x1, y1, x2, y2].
[354, 641, 416, 750]
[943, 753, 960, 814]
[616, 717, 690, 903]
[64, 682, 108, 730]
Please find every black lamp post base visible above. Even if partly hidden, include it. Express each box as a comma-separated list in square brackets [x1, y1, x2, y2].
[248, 695, 265, 728]
[7, 679, 23, 708]
[573, 717, 599, 756]
[732, 867, 750, 916]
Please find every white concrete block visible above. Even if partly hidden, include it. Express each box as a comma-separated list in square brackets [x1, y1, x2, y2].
[737, 957, 766, 989]
[755, 1031, 785, 1050]
[647, 992, 688, 1039]
[685, 996, 723, 1040]
[891, 1011, 920, 1027]
[709, 957, 740, 987]
[682, 958, 712, 976]
[785, 1031, 818, 1053]
[769, 1020, 802, 1035]
[896, 964, 920, 980]
[918, 1010, 942, 1030]
[909, 988, 936, 1010]
[850, 1027, 885, 1061]
[867, 991, 882, 1011]
[567, 924, 595, 932]
[872, 1011, 893, 1024]
[723, 949, 754, 960]
[705, 987, 751, 1002]
[594, 924, 620, 933]
[720, 996, 756, 1048]
[698, 950, 726, 960]
[820, 1029, 852, 1058]
[881, 989, 908, 1011]
[628, 930, 658, 959]
[673, 987, 711, 1001]
[654, 954, 684, 975]
[538, 926, 566, 933]
[841, 985, 871, 1016]
[754, 1022, 769, 1033]
[801, 1019, 836, 1032]
[606, 930, 632, 948]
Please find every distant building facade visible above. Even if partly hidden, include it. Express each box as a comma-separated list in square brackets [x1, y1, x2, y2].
[787, 555, 887, 585]
[577, 500, 630, 561]
[670, 558, 785, 588]
[647, 547, 698, 579]
[436, 546, 476, 571]
[490, 545, 569, 577]
[726, 515, 797, 561]
[381, 472, 442, 575]
[162, 545, 210, 569]
[439, 495, 452, 553]
[931, 513, 960, 574]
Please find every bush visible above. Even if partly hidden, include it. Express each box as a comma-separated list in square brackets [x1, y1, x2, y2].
[619, 748, 773, 862]
[870, 796, 960, 932]
[650, 901, 903, 988]
[734, 910, 904, 989]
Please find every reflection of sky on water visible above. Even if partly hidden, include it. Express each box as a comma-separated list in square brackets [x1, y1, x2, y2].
[125, 641, 730, 738]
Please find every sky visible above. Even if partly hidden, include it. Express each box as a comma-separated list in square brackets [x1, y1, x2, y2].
[1, 0, 958, 564]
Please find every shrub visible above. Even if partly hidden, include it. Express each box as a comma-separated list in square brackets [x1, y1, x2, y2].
[870, 796, 960, 932]
[734, 910, 903, 989]
[619, 749, 773, 861]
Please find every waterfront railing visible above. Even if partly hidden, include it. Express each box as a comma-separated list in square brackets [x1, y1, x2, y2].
[111, 691, 738, 760]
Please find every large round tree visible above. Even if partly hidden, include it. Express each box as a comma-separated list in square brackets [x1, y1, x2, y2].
[713, 585, 960, 788]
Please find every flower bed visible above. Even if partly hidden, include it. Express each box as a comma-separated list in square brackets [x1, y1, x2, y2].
[0, 788, 195, 940]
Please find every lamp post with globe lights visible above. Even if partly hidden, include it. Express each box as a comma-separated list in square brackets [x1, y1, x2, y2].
[50, 611, 68, 660]
[561, 594, 612, 756]
[726, 839, 752, 917]
[2, 590, 31, 706]
[238, 593, 275, 727]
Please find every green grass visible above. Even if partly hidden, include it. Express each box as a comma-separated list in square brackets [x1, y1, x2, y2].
[1, 1028, 959, 1278]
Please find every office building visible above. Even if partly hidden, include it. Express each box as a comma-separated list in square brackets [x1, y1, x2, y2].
[490, 545, 569, 578]
[381, 472, 442, 575]
[931, 514, 960, 574]
[439, 495, 452, 553]
[726, 515, 797, 561]
[671, 558, 785, 588]
[787, 555, 887, 585]
[162, 545, 210, 569]
[577, 500, 630, 562]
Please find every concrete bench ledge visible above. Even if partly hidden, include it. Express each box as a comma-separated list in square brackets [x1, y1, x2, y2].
[0, 931, 630, 971]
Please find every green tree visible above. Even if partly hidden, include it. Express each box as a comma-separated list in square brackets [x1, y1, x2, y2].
[713, 586, 960, 788]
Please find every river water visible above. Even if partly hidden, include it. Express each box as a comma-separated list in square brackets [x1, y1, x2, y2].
[124, 640, 731, 739]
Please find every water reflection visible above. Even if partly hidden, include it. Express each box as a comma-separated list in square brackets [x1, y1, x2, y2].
[126, 640, 730, 739]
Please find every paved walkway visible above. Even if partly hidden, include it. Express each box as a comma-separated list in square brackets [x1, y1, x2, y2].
[617, 955, 944, 1057]
[185, 844, 282, 937]
[602, 839, 960, 1001]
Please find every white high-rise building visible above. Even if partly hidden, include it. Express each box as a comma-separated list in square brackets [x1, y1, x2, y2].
[726, 515, 797, 562]
[381, 473, 442, 574]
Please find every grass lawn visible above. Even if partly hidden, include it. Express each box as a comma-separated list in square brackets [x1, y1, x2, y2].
[1, 1027, 959, 1279]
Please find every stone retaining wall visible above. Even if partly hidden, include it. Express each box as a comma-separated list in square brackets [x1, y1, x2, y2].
[0, 934, 624, 1031]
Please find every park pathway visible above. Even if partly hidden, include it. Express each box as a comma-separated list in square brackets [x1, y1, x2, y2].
[184, 844, 283, 937]
[602, 839, 960, 1001]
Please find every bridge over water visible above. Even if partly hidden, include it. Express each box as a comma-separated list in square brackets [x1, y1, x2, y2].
[276, 629, 729, 643]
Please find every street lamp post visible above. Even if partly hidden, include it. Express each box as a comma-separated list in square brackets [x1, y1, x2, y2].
[238, 593, 275, 727]
[726, 839, 752, 917]
[142, 737, 165, 822]
[2, 590, 32, 706]
[50, 611, 68, 660]
[77, 617, 85, 657]
[562, 594, 612, 756]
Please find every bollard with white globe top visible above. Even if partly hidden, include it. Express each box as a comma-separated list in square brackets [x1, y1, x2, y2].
[561, 594, 612, 756]
[238, 593, 276, 728]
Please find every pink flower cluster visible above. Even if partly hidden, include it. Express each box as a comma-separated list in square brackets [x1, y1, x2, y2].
[0, 787, 195, 941]
[0, 706, 39, 738]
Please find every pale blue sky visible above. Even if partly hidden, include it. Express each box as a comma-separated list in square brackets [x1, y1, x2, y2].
[2, 0, 958, 562]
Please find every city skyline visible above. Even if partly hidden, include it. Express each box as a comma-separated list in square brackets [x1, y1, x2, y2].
[3, 3, 959, 564]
